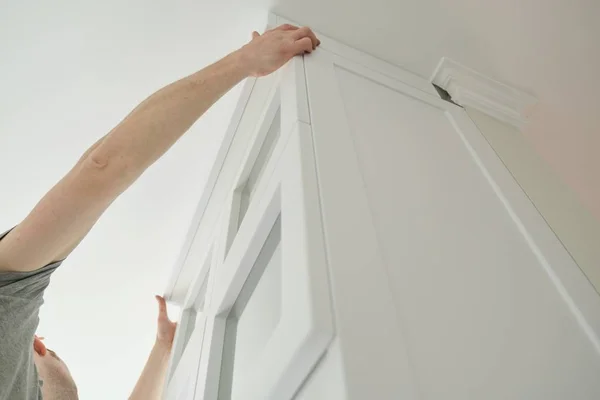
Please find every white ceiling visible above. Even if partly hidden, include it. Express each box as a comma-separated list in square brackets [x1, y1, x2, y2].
[1, 0, 598, 398]
[273, 0, 600, 220]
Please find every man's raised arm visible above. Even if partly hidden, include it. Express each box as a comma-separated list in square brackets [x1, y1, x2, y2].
[0, 25, 319, 272]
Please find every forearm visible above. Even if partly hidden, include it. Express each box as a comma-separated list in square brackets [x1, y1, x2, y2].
[129, 340, 172, 400]
[88, 50, 250, 195]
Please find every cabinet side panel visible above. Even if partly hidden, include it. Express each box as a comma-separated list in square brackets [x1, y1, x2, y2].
[334, 64, 600, 399]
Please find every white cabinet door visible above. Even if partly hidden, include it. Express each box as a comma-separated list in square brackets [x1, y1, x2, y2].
[166, 312, 207, 400]
[305, 48, 600, 400]
[165, 245, 214, 400]
[192, 57, 335, 400]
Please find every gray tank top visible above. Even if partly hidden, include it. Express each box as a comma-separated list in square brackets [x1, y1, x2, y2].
[0, 229, 61, 400]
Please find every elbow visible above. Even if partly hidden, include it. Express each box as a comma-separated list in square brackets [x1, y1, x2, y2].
[79, 150, 134, 196]
[87, 150, 110, 170]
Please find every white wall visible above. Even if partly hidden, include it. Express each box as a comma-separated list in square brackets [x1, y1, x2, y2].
[0, 1, 266, 399]
[467, 108, 600, 294]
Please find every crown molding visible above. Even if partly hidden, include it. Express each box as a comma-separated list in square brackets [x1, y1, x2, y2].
[431, 57, 537, 129]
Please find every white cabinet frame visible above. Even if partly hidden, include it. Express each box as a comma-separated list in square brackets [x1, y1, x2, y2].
[165, 236, 218, 400]
[193, 56, 334, 400]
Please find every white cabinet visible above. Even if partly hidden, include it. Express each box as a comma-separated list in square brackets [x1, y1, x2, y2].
[164, 18, 600, 400]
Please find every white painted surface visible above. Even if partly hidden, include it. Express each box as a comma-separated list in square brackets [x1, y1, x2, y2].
[155, 8, 600, 399]
[241, 109, 282, 219]
[293, 339, 347, 400]
[229, 87, 282, 256]
[168, 73, 280, 302]
[279, 56, 312, 134]
[272, 0, 600, 222]
[193, 315, 227, 400]
[305, 47, 600, 399]
[169, 56, 334, 399]
[168, 309, 199, 383]
[431, 57, 538, 128]
[232, 242, 282, 395]
[338, 64, 600, 398]
[190, 224, 228, 400]
[304, 49, 421, 400]
[203, 121, 334, 400]
[466, 107, 600, 295]
[166, 313, 206, 400]
[167, 243, 215, 391]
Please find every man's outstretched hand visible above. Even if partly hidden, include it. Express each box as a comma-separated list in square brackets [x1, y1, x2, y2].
[130, 297, 178, 399]
[239, 24, 321, 77]
[155, 295, 177, 348]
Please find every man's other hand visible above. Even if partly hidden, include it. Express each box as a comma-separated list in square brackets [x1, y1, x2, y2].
[239, 24, 321, 77]
[155, 295, 177, 348]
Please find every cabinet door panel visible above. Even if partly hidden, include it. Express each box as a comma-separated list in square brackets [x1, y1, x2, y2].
[230, 229, 282, 384]
[305, 49, 600, 400]
[218, 220, 283, 399]
[166, 313, 206, 400]
[197, 120, 334, 400]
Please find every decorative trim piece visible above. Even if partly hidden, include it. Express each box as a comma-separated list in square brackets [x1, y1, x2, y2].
[273, 13, 439, 96]
[431, 57, 537, 129]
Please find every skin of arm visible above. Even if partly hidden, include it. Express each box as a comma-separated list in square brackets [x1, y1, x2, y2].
[0, 24, 320, 272]
[129, 296, 178, 400]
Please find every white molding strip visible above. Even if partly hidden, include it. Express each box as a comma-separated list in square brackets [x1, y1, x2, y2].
[431, 57, 537, 129]
[273, 13, 438, 96]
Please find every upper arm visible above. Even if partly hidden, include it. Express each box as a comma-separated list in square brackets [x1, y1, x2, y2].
[0, 156, 121, 272]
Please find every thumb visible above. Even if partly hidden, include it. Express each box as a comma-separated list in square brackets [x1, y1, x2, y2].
[252, 31, 260, 39]
[155, 295, 167, 316]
